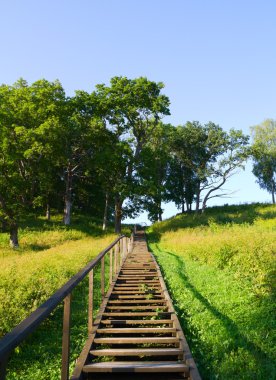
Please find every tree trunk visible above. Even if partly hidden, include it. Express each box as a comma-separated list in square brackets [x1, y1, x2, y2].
[158, 211, 163, 222]
[46, 203, 51, 221]
[195, 193, 200, 212]
[1, 219, 7, 232]
[114, 197, 123, 234]
[181, 199, 185, 214]
[272, 183, 275, 204]
[102, 192, 109, 231]
[195, 181, 201, 212]
[64, 167, 73, 226]
[10, 222, 19, 248]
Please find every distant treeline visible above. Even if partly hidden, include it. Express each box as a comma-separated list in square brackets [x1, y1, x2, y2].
[0, 76, 275, 246]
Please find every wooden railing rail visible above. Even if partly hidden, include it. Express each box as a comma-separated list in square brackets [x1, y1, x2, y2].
[0, 233, 134, 380]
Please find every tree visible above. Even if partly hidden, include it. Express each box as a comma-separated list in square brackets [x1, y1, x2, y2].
[167, 122, 249, 212]
[93, 76, 170, 232]
[0, 78, 66, 246]
[251, 119, 276, 203]
[138, 122, 173, 222]
[200, 129, 250, 211]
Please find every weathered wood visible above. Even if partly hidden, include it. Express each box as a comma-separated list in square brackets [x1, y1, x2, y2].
[72, 231, 201, 379]
[96, 327, 176, 334]
[100, 319, 173, 325]
[88, 269, 94, 334]
[101, 257, 105, 301]
[90, 348, 182, 356]
[83, 361, 189, 373]
[108, 300, 166, 304]
[94, 336, 179, 344]
[102, 312, 172, 317]
[109, 250, 113, 285]
[106, 305, 167, 310]
[61, 294, 71, 380]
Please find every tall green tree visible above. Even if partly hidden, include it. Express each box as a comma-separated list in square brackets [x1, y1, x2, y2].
[0, 78, 66, 246]
[251, 119, 276, 203]
[167, 122, 249, 212]
[94, 76, 170, 232]
[138, 122, 173, 222]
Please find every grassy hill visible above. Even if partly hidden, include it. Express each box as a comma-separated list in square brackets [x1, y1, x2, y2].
[0, 214, 130, 379]
[147, 203, 276, 380]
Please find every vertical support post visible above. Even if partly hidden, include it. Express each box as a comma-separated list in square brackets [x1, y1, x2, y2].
[119, 239, 122, 266]
[101, 257, 105, 300]
[88, 269, 93, 334]
[115, 243, 119, 274]
[127, 237, 130, 254]
[109, 250, 113, 285]
[61, 293, 71, 380]
[123, 237, 127, 258]
[0, 355, 8, 380]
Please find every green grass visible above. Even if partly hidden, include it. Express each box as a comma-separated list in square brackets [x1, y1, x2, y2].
[0, 214, 130, 379]
[148, 203, 276, 380]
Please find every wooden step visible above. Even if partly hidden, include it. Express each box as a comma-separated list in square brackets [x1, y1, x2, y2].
[97, 327, 176, 334]
[111, 291, 162, 295]
[110, 295, 165, 299]
[106, 306, 167, 310]
[94, 337, 179, 344]
[100, 319, 173, 325]
[83, 361, 189, 373]
[102, 312, 172, 317]
[108, 300, 166, 304]
[90, 348, 182, 356]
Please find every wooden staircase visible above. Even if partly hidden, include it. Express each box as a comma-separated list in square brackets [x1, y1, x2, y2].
[72, 231, 201, 380]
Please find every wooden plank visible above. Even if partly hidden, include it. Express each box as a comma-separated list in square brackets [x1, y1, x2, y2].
[94, 337, 179, 344]
[101, 257, 105, 301]
[108, 300, 166, 304]
[110, 295, 165, 299]
[106, 306, 167, 310]
[61, 294, 71, 380]
[111, 291, 162, 294]
[100, 319, 173, 325]
[90, 348, 182, 356]
[96, 327, 176, 334]
[83, 361, 189, 373]
[102, 312, 172, 317]
[88, 269, 93, 334]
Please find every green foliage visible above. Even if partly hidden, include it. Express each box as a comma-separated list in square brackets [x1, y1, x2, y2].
[251, 119, 276, 203]
[148, 203, 276, 379]
[0, 214, 119, 336]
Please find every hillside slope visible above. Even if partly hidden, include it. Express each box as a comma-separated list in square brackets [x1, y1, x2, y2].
[148, 204, 276, 380]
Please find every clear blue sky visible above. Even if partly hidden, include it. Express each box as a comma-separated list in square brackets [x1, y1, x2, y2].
[1, 0, 275, 223]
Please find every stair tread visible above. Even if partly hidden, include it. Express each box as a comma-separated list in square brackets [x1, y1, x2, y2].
[97, 327, 176, 334]
[90, 348, 182, 356]
[101, 319, 173, 325]
[94, 337, 179, 344]
[83, 361, 189, 373]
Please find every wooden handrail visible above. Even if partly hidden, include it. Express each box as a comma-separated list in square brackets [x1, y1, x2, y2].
[0, 234, 130, 380]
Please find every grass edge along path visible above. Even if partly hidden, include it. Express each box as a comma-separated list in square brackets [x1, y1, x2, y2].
[149, 243, 276, 380]
[147, 204, 276, 380]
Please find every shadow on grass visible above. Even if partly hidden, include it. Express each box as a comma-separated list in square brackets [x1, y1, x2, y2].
[152, 247, 275, 379]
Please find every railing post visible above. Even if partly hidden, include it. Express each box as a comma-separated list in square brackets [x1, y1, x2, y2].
[0, 355, 8, 380]
[101, 257, 105, 300]
[115, 243, 119, 274]
[88, 269, 93, 334]
[109, 250, 113, 285]
[61, 293, 71, 380]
